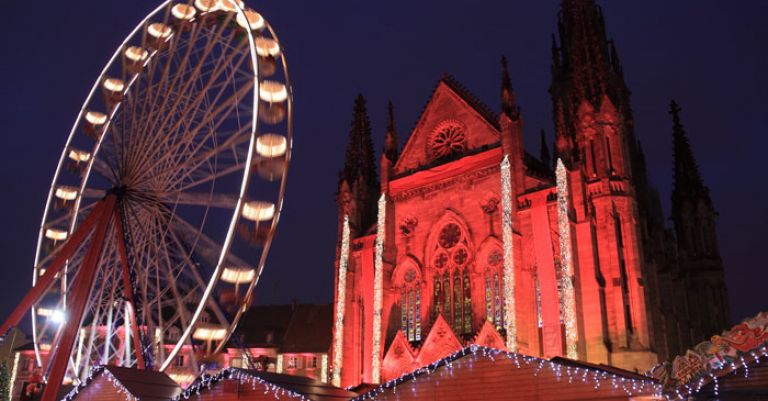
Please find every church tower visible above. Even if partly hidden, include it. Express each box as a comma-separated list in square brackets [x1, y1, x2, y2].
[669, 100, 730, 344]
[550, 0, 658, 370]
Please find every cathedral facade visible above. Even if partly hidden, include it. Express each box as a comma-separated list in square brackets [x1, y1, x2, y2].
[330, 0, 730, 388]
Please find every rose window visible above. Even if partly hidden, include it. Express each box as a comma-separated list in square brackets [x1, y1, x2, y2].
[431, 124, 466, 159]
[438, 223, 461, 249]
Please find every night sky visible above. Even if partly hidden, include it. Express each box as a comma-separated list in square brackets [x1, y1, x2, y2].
[0, 1, 765, 330]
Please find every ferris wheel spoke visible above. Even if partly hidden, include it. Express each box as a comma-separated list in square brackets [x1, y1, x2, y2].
[133, 21, 240, 178]
[130, 44, 252, 186]
[162, 191, 239, 209]
[142, 45, 252, 179]
[165, 224, 232, 327]
[160, 123, 252, 191]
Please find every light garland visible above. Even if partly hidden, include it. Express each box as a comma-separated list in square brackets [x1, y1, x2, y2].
[658, 346, 768, 400]
[371, 193, 386, 384]
[646, 312, 768, 399]
[9, 352, 19, 401]
[350, 344, 661, 400]
[61, 366, 137, 401]
[176, 368, 309, 401]
[321, 354, 329, 383]
[556, 159, 578, 359]
[500, 156, 517, 351]
[332, 215, 351, 387]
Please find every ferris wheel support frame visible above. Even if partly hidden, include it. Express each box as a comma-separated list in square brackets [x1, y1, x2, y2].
[0, 193, 149, 401]
[0, 198, 110, 337]
[41, 195, 115, 401]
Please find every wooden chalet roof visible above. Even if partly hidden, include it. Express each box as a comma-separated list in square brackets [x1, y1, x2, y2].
[354, 345, 660, 401]
[178, 368, 357, 401]
[61, 366, 181, 401]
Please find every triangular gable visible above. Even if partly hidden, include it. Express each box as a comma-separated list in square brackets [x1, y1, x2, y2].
[473, 320, 507, 351]
[63, 366, 181, 401]
[394, 77, 501, 175]
[381, 330, 416, 381]
[416, 314, 463, 366]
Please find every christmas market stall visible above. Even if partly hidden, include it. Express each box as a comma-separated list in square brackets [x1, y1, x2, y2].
[177, 369, 358, 401]
[60, 366, 180, 401]
[649, 311, 768, 400]
[353, 345, 661, 401]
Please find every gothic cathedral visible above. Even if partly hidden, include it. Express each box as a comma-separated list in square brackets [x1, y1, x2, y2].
[331, 0, 729, 387]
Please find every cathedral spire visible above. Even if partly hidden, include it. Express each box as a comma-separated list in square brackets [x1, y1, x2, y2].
[500, 56, 520, 121]
[384, 101, 399, 163]
[339, 94, 379, 233]
[540, 129, 551, 168]
[341, 94, 378, 189]
[670, 100, 707, 202]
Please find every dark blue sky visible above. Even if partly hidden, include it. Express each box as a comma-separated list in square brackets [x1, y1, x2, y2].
[0, 1, 765, 326]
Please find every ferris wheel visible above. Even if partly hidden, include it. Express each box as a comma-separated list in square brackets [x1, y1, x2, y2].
[0, 0, 292, 399]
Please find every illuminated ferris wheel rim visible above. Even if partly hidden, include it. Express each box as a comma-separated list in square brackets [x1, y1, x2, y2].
[28, 0, 293, 381]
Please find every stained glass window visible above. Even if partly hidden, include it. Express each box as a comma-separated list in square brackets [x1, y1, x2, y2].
[433, 274, 442, 321]
[463, 269, 472, 334]
[408, 288, 415, 341]
[415, 290, 422, 341]
[453, 273, 462, 333]
[401, 287, 407, 338]
[485, 275, 493, 322]
[400, 268, 422, 342]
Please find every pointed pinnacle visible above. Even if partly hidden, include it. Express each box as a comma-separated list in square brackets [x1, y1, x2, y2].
[500, 56, 520, 120]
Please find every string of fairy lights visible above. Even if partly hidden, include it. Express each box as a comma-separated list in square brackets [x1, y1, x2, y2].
[332, 215, 351, 387]
[372, 194, 386, 383]
[61, 367, 135, 401]
[177, 368, 309, 401]
[555, 159, 578, 359]
[350, 344, 661, 400]
[499, 156, 517, 351]
[651, 345, 768, 400]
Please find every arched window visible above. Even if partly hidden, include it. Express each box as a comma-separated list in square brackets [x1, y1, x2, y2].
[400, 268, 421, 342]
[430, 222, 473, 335]
[482, 248, 504, 330]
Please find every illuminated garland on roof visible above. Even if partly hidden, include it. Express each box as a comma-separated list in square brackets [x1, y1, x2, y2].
[647, 311, 768, 400]
[176, 368, 308, 401]
[332, 215, 351, 387]
[351, 344, 661, 400]
[61, 366, 136, 401]
[556, 159, 578, 359]
[500, 156, 517, 351]
[371, 193, 386, 384]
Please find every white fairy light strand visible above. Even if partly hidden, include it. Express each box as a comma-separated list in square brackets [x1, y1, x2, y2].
[372, 193, 386, 384]
[500, 156, 517, 351]
[61, 366, 137, 401]
[556, 159, 578, 359]
[321, 354, 329, 383]
[176, 368, 309, 401]
[332, 215, 351, 387]
[8, 352, 19, 401]
[658, 346, 768, 400]
[350, 344, 661, 400]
